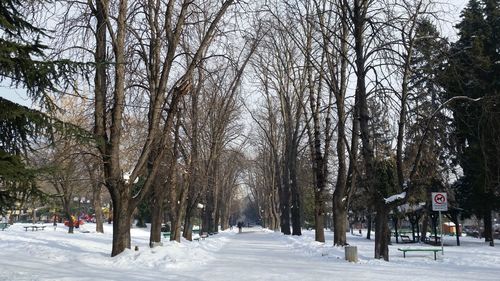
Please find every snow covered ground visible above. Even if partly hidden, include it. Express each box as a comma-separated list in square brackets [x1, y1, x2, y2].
[1, 223, 499, 280]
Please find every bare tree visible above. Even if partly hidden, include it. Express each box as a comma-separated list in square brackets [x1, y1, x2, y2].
[345, 0, 444, 260]
[42, 139, 85, 234]
[86, 0, 236, 256]
[246, 83, 283, 231]
[83, 158, 105, 233]
[311, 0, 356, 247]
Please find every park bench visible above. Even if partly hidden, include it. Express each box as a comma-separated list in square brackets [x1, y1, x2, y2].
[400, 235, 412, 243]
[424, 235, 441, 245]
[397, 247, 441, 260]
[192, 229, 202, 241]
[193, 232, 208, 241]
[23, 225, 46, 231]
[162, 231, 171, 239]
[0, 222, 9, 231]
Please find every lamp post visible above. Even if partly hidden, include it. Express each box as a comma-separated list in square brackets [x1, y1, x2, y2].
[73, 196, 91, 227]
[73, 197, 81, 228]
[197, 203, 204, 232]
[326, 213, 331, 230]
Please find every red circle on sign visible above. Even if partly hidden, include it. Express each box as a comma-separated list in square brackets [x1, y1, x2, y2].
[434, 194, 445, 204]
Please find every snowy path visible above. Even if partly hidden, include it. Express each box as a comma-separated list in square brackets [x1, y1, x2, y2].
[168, 229, 340, 281]
[2, 224, 500, 280]
[166, 228, 500, 281]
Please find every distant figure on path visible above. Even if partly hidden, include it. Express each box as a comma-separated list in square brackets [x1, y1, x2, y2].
[53, 214, 58, 230]
[237, 222, 243, 233]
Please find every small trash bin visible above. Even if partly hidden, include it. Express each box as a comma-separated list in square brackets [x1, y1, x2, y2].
[345, 245, 358, 262]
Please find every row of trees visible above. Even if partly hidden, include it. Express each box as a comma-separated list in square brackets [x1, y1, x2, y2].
[1, 0, 255, 257]
[1, 0, 498, 261]
[245, 0, 499, 261]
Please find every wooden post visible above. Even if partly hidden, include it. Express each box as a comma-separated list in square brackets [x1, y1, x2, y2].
[345, 245, 358, 262]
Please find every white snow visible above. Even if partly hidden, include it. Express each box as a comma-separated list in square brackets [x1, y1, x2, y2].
[384, 192, 406, 204]
[1, 223, 500, 280]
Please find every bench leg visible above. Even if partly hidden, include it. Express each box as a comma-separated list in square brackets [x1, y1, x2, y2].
[403, 252, 406, 258]
[434, 252, 436, 260]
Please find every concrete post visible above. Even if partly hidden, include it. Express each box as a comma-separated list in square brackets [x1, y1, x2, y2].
[345, 245, 358, 262]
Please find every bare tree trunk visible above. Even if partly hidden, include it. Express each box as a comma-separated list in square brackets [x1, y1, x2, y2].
[332, 102, 348, 245]
[203, 162, 217, 233]
[484, 209, 494, 246]
[393, 216, 399, 243]
[333, 205, 348, 244]
[91, 0, 107, 236]
[63, 198, 74, 234]
[168, 115, 185, 242]
[172, 185, 188, 242]
[110, 187, 133, 256]
[272, 154, 282, 232]
[92, 184, 104, 233]
[271, 187, 280, 231]
[202, 192, 213, 234]
[183, 69, 201, 240]
[374, 204, 390, 261]
[349, 0, 390, 260]
[149, 182, 164, 246]
[366, 212, 372, 240]
[290, 154, 301, 236]
[345, 105, 360, 240]
[308, 0, 350, 246]
[220, 199, 230, 230]
[314, 190, 326, 242]
[213, 167, 221, 233]
[420, 212, 428, 242]
[448, 211, 460, 246]
[183, 207, 194, 241]
[280, 171, 291, 235]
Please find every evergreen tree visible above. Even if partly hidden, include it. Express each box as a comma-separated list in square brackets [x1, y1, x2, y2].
[0, 0, 86, 215]
[0, 0, 80, 107]
[0, 97, 50, 215]
[405, 19, 450, 203]
[444, 0, 500, 245]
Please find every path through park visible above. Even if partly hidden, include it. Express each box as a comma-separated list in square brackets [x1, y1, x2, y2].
[2, 225, 500, 280]
[168, 229, 342, 280]
[165, 228, 500, 281]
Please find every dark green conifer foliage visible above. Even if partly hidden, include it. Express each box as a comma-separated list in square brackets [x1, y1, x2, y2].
[0, 0, 82, 107]
[405, 19, 450, 203]
[0, 1, 88, 214]
[444, 0, 500, 243]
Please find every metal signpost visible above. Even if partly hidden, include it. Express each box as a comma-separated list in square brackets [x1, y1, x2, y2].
[431, 192, 448, 255]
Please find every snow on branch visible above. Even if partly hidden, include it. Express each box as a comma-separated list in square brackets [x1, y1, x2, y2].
[384, 192, 406, 204]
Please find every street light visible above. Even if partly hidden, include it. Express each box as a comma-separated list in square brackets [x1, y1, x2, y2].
[72, 196, 92, 226]
[196, 203, 204, 233]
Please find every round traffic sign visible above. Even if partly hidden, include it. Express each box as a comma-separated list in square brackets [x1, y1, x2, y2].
[434, 193, 446, 204]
